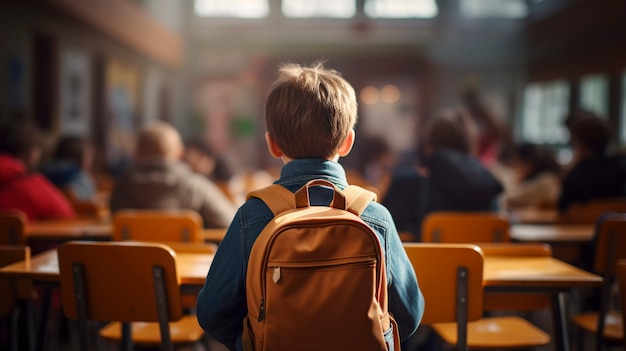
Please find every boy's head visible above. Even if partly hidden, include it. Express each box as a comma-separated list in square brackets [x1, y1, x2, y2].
[136, 121, 183, 161]
[0, 119, 44, 170]
[420, 108, 477, 155]
[265, 61, 358, 160]
[570, 115, 611, 159]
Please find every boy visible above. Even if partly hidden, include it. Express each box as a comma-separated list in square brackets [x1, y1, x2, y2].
[196, 62, 424, 350]
[109, 121, 236, 228]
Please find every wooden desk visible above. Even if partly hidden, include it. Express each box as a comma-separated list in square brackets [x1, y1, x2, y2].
[26, 220, 112, 241]
[26, 219, 226, 243]
[510, 224, 595, 243]
[0, 248, 213, 286]
[0, 247, 213, 351]
[507, 208, 559, 224]
[483, 254, 602, 351]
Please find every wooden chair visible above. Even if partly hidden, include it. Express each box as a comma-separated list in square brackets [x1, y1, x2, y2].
[112, 209, 203, 243]
[558, 197, 626, 224]
[571, 212, 626, 350]
[0, 245, 34, 351]
[617, 259, 626, 347]
[422, 212, 511, 243]
[58, 241, 205, 351]
[404, 243, 550, 350]
[0, 209, 27, 245]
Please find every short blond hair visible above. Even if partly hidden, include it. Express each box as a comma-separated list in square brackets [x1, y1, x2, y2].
[265, 61, 358, 159]
[136, 121, 183, 161]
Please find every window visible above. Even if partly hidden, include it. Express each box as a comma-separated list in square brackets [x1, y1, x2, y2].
[364, 0, 438, 18]
[522, 80, 570, 144]
[580, 74, 609, 117]
[460, 0, 528, 18]
[194, 0, 269, 18]
[282, 0, 355, 18]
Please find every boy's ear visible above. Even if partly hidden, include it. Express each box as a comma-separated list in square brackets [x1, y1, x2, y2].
[265, 132, 284, 159]
[337, 129, 356, 157]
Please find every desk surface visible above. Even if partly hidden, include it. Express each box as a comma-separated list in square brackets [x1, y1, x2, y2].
[483, 255, 602, 288]
[507, 208, 559, 225]
[510, 224, 594, 243]
[25, 220, 226, 243]
[5, 246, 601, 291]
[0, 248, 213, 286]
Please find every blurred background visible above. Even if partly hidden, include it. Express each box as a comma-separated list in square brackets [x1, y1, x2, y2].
[0, 0, 624, 176]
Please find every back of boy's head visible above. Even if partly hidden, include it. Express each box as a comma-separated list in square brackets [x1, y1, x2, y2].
[54, 136, 88, 165]
[0, 119, 42, 158]
[421, 108, 476, 155]
[571, 115, 611, 157]
[265, 61, 357, 159]
[136, 121, 183, 161]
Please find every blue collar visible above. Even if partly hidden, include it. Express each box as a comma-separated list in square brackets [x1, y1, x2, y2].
[275, 159, 349, 190]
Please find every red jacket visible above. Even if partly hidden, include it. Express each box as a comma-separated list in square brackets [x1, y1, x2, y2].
[0, 154, 75, 221]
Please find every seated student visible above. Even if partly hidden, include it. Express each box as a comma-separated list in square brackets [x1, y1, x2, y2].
[196, 62, 424, 350]
[183, 138, 240, 203]
[41, 136, 97, 201]
[109, 121, 237, 228]
[558, 114, 626, 211]
[0, 120, 76, 220]
[500, 143, 562, 209]
[382, 108, 503, 240]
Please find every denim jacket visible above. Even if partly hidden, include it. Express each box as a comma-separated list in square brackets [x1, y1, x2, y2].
[196, 159, 424, 351]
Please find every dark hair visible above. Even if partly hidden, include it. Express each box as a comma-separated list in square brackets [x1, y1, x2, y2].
[421, 108, 475, 154]
[54, 136, 89, 165]
[563, 108, 597, 132]
[185, 138, 215, 158]
[515, 143, 561, 181]
[0, 119, 43, 157]
[570, 116, 611, 157]
[185, 138, 235, 181]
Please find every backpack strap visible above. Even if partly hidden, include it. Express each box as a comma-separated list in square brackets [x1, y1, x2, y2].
[247, 183, 377, 217]
[247, 184, 296, 216]
[344, 185, 377, 216]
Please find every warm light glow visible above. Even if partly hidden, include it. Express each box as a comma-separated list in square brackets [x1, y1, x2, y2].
[360, 86, 379, 105]
[381, 85, 401, 103]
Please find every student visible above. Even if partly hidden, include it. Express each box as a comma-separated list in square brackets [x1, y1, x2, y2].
[383, 108, 503, 239]
[500, 143, 562, 209]
[41, 136, 98, 201]
[558, 115, 626, 211]
[196, 62, 424, 350]
[0, 120, 76, 220]
[183, 138, 242, 204]
[109, 121, 237, 228]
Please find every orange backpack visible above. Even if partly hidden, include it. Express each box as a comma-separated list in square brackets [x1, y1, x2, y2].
[242, 179, 401, 351]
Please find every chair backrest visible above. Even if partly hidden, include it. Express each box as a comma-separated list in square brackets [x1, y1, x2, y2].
[422, 212, 511, 243]
[558, 198, 626, 224]
[588, 213, 626, 347]
[478, 243, 552, 311]
[58, 241, 183, 323]
[403, 243, 483, 350]
[616, 259, 626, 347]
[59, 241, 185, 351]
[0, 245, 30, 318]
[0, 209, 27, 245]
[112, 209, 203, 243]
[592, 213, 626, 275]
